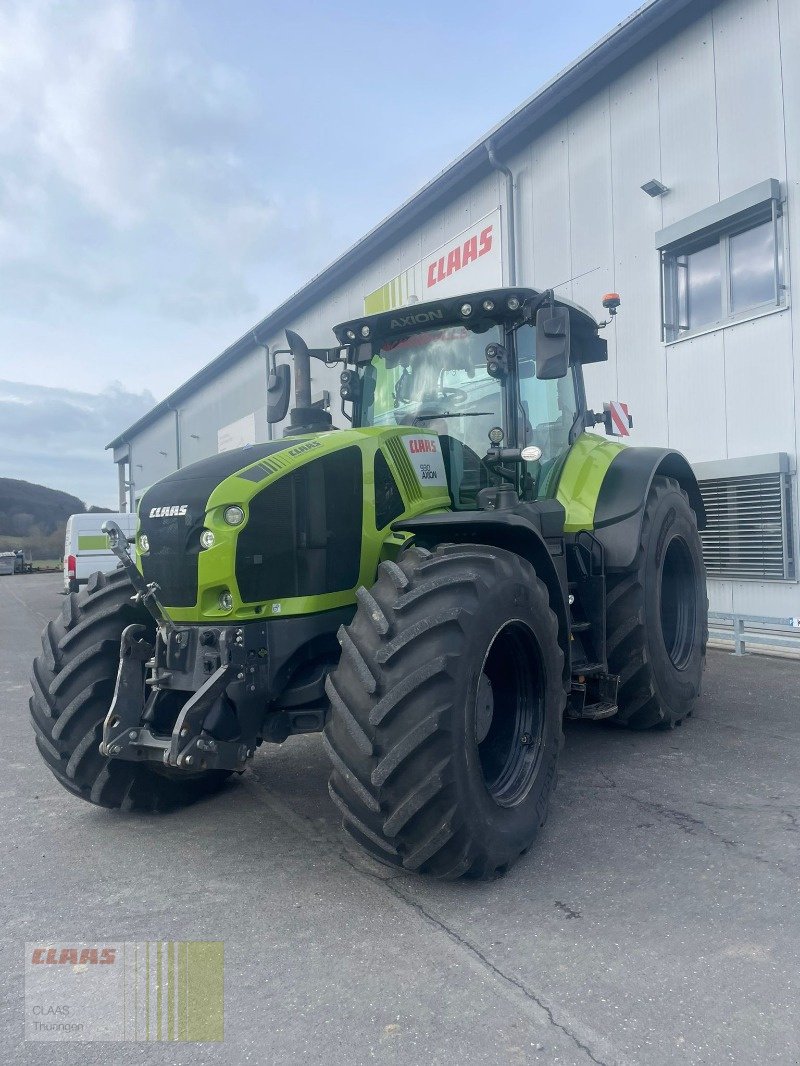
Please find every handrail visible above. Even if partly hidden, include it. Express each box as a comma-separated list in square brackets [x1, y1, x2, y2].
[708, 611, 800, 656]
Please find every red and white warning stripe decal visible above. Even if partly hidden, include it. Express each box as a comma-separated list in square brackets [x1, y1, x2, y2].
[608, 401, 630, 437]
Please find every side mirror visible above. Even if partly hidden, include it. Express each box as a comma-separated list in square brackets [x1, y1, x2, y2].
[267, 364, 291, 423]
[535, 305, 570, 379]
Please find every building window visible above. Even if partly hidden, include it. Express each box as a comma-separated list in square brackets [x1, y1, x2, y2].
[657, 180, 787, 342]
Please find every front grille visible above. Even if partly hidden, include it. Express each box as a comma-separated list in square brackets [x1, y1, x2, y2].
[136, 439, 311, 609]
[236, 447, 363, 602]
[137, 441, 302, 608]
[139, 507, 204, 607]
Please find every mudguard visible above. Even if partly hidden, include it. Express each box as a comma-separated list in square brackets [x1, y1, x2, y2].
[592, 447, 706, 572]
[393, 501, 571, 682]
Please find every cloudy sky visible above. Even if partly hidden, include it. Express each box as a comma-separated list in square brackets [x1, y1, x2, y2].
[0, 0, 639, 506]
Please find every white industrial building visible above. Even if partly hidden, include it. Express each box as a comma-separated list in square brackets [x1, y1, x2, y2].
[108, 0, 799, 619]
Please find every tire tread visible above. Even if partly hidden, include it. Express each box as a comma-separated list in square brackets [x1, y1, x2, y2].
[607, 476, 708, 729]
[324, 544, 566, 879]
[29, 571, 231, 810]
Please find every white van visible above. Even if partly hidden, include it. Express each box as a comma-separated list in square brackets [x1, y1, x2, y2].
[64, 512, 137, 593]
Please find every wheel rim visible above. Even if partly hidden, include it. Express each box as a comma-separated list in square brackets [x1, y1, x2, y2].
[659, 536, 697, 670]
[475, 621, 545, 808]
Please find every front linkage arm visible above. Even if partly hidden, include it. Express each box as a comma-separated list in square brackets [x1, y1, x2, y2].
[100, 522, 270, 774]
[101, 626, 239, 772]
[102, 519, 174, 634]
[101, 622, 270, 774]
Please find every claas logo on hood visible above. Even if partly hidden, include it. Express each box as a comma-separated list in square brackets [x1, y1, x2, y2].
[148, 505, 188, 518]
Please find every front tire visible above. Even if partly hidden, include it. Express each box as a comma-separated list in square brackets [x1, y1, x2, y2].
[324, 545, 566, 879]
[30, 569, 231, 810]
[606, 476, 708, 729]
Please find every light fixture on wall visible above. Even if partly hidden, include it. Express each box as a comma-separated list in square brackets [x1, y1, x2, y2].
[641, 178, 669, 197]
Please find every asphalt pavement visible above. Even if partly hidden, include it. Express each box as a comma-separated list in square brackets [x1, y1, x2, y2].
[2, 573, 799, 1064]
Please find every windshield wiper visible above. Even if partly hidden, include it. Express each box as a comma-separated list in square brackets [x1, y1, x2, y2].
[414, 411, 495, 421]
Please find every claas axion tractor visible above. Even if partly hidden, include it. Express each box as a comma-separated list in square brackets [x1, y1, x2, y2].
[31, 287, 707, 879]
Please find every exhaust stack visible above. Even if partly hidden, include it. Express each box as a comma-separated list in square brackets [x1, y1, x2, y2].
[285, 329, 312, 409]
[283, 329, 332, 435]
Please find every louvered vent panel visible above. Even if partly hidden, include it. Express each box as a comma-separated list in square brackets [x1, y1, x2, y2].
[385, 438, 422, 503]
[698, 472, 793, 581]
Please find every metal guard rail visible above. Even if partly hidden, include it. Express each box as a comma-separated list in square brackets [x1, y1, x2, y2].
[708, 611, 800, 656]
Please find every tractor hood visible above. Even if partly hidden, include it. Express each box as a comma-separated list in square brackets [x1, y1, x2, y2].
[137, 426, 450, 623]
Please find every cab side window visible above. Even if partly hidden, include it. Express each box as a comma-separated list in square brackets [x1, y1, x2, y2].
[516, 324, 577, 464]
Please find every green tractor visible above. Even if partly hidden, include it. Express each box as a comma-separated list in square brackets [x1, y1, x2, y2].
[30, 288, 707, 878]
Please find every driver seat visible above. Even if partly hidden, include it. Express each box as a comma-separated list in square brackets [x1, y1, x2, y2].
[436, 430, 488, 511]
[423, 419, 463, 510]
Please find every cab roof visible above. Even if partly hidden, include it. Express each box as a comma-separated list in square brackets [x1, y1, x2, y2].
[333, 288, 608, 364]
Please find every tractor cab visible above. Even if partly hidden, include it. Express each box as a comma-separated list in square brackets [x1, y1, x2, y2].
[345, 288, 601, 508]
[283, 288, 609, 512]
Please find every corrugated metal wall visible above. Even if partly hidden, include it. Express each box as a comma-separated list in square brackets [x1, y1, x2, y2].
[124, 0, 799, 617]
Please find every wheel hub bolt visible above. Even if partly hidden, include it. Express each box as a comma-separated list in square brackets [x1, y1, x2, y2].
[520, 733, 532, 746]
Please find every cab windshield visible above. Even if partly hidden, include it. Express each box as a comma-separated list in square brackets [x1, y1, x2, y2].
[358, 321, 577, 508]
[360, 324, 504, 460]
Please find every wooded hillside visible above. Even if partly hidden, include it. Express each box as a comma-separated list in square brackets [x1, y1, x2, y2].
[0, 478, 112, 560]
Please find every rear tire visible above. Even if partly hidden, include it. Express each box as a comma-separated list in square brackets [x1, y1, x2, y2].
[30, 569, 231, 810]
[606, 476, 707, 729]
[324, 545, 566, 879]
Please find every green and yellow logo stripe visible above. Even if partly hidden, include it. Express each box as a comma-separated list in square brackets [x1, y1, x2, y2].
[130, 940, 223, 1042]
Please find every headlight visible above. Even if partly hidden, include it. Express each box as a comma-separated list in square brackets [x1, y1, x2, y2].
[360, 325, 370, 338]
[507, 295, 520, 311]
[138, 534, 149, 553]
[521, 445, 542, 462]
[200, 529, 215, 549]
[218, 590, 233, 612]
[488, 426, 504, 445]
[482, 299, 495, 312]
[460, 303, 472, 317]
[223, 505, 245, 526]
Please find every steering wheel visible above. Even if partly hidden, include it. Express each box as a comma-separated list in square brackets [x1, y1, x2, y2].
[439, 386, 469, 405]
